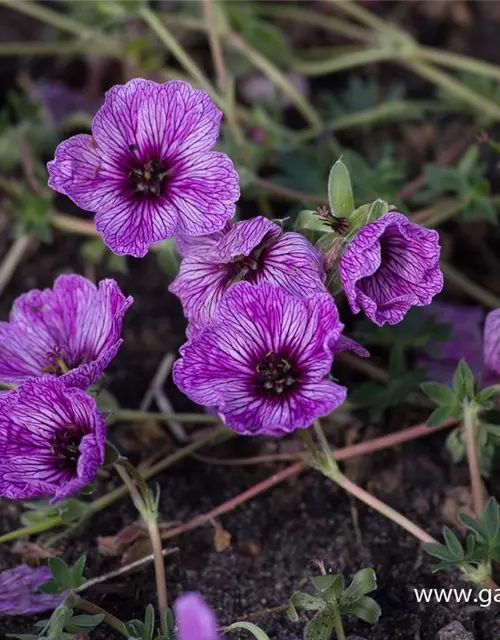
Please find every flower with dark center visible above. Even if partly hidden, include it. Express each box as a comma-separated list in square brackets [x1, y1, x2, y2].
[173, 282, 347, 436]
[47, 79, 240, 257]
[256, 352, 297, 395]
[170, 216, 326, 335]
[0, 274, 132, 389]
[0, 377, 106, 502]
[339, 212, 443, 326]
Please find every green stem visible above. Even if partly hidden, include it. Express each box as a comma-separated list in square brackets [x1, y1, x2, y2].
[115, 460, 169, 633]
[463, 401, 485, 517]
[331, 0, 396, 34]
[440, 261, 500, 310]
[75, 598, 130, 638]
[0, 0, 118, 51]
[226, 30, 323, 131]
[0, 516, 62, 544]
[293, 47, 395, 76]
[114, 409, 220, 424]
[0, 40, 117, 56]
[139, 6, 218, 101]
[247, 3, 372, 42]
[332, 606, 346, 640]
[405, 59, 500, 122]
[419, 46, 500, 82]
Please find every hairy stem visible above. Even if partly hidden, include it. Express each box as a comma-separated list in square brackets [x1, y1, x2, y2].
[463, 401, 485, 517]
[115, 460, 169, 632]
[75, 598, 130, 638]
[310, 421, 435, 544]
[332, 606, 346, 640]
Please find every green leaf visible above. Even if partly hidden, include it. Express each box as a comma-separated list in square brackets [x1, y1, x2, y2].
[287, 592, 324, 621]
[443, 527, 464, 561]
[458, 512, 486, 541]
[311, 574, 340, 592]
[341, 568, 377, 603]
[482, 498, 500, 541]
[420, 381, 456, 406]
[422, 542, 455, 562]
[37, 580, 62, 595]
[225, 622, 271, 640]
[69, 554, 86, 588]
[328, 157, 354, 219]
[304, 613, 335, 640]
[295, 209, 331, 234]
[446, 428, 466, 463]
[343, 595, 381, 624]
[66, 613, 105, 628]
[324, 575, 345, 602]
[425, 405, 456, 428]
[144, 603, 155, 640]
[58, 499, 86, 524]
[453, 359, 475, 400]
[48, 557, 72, 587]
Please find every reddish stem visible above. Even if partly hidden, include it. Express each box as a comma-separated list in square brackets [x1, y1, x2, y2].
[161, 419, 455, 541]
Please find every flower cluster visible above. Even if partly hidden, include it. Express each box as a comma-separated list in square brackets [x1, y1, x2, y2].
[0, 274, 131, 503]
[0, 77, 445, 506]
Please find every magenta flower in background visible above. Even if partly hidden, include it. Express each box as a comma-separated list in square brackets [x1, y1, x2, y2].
[170, 216, 326, 332]
[417, 301, 484, 386]
[0, 564, 66, 615]
[0, 274, 132, 389]
[47, 79, 240, 257]
[0, 377, 106, 502]
[339, 212, 443, 326]
[174, 592, 220, 640]
[173, 282, 347, 436]
[483, 309, 500, 386]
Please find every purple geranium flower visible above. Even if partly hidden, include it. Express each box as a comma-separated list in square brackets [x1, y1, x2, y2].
[47, 79, 240, 257]
[483, 309, 500, 386]
[0, 377, 106, 502]
[339, 212, 443, 326]
[417, 301, 484, 386]
[170, 216, 326, 331]
[0, 564, 66, 615]
[174, 592, 220, 640]
[173, 282, 347, 436]
[0, 274, 132, 389]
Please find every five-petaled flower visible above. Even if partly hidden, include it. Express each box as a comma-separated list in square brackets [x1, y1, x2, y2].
[0, 377, 106, 502]
[47, 79, 240, 257]
[339, 212, 443, 326]
[174, 592, 220, 640]
[173, 282, 347, 436]
[0, 274, 132, 389]
[170, 216, 326, 333]
[0, 564, 67, 616]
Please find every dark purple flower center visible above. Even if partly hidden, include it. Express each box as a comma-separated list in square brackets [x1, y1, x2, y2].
[256, 351, 297, 395]
[51, 425, 84, 472]
[128, 149, 168, 198]
[42, 347, 92, 376]
[228, 233, 277, 283]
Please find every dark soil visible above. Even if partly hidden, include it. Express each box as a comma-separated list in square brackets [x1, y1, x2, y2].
[2, 422, 500, 640]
